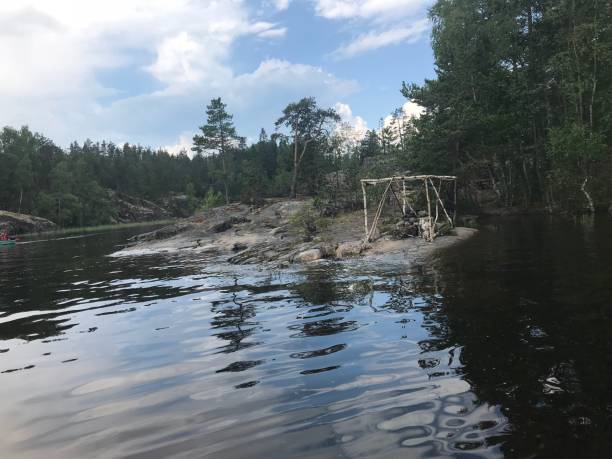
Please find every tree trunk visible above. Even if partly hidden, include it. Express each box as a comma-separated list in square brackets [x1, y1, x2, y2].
[220, 123, 230, 205]
[581, 176, 595, 213]
[221, 154, 229, 205]
[290, 133, 299, 198]
[18, 188, 23, 213]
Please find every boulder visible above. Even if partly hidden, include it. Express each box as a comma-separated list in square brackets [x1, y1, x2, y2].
[232, 242, 248, 252]
[295, 248, 323, 263]
[318, 243, 337, 258]
[0, 210, 56, 234]
[159, 193, 193, 218]
[335, 241, 363, 258]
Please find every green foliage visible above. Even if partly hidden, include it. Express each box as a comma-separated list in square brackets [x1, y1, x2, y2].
[548, 124, 606, 165]
[192, 98, 239, 154]
[200, 188, 225, 210]
[192, 97, 241, 205]
[547, 124, 608, 211]
[401, 0, 612, 212]
[185, 182, 199, 213]
[275, 97, 341, 197]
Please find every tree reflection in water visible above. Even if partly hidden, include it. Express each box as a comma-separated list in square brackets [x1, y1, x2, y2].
[3, 217, 612, 458]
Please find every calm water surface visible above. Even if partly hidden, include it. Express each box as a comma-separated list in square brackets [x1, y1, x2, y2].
[1, 217, 612, 458]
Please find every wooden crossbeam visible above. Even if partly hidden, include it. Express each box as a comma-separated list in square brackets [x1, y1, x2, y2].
[361, 174, 456, 185]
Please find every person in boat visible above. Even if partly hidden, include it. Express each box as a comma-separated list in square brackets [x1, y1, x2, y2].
[0, 232, 8, 241]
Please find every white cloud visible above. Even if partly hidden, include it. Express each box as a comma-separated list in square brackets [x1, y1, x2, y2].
[315, 0, 432, 58]
[272, 0, 291, 11]
[334, 102, 368, 139]
[256, 27, 288, 38]
[232, 59, 358, 103]
[87, 59, 359, 152]
[164, 131, 194, 156]
[401, 100, 425, 118]
[315, 0, 429, 22]
[248, 21, 287, 38]
[383, 100, 424, 134]
[0, 0, 357, 149]
[332, 19, 429, 58]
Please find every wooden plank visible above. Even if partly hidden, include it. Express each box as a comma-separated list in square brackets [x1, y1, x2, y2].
[361, 175, 456, 184]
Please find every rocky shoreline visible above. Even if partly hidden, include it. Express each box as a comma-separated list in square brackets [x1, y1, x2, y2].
[111, 199, 478, 266]
[0, 210, 57, 234]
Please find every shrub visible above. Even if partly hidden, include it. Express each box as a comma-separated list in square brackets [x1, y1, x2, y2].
[201, 188, 224, 209]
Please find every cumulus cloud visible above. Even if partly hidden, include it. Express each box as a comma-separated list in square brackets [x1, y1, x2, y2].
[164, 131, 194, 156]
[315, 0, 432, 58]
[334, 102, 368, 139]
[0, 0, 352, 149]
[85, 59, 359, 152]
[383, 100, 424, 129]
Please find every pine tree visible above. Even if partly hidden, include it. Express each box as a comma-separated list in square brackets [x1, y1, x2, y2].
[192, 98, 239, 205]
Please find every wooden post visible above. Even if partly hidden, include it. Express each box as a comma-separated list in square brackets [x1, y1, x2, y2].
[367, 179, 392, 242]
[361, 181, 368, 240]
[402, 179, 406, 215]
[429, 178, 453, 226]
[453, 179, 457, 225]
[424, 178, 432, 242]
[434, 183, 439, 225]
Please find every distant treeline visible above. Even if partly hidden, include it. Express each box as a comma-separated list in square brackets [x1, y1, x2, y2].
[2, 1, 611, 228]
[0, 125, 307, 227]
[0, 96, 407, 228]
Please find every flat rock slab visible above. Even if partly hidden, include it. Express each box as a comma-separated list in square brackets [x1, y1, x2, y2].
[112, 199, 479, 267]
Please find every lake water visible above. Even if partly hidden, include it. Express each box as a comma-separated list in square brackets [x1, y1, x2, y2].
[1, 216, 611, 458]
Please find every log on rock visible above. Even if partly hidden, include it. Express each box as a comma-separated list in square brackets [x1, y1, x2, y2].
[128, 223, 188, 242]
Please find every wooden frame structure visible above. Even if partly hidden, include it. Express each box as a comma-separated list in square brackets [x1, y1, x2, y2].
[360, 175, 457, 242]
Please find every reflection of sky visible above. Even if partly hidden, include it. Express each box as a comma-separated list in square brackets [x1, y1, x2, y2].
[0, 249, 506, 458]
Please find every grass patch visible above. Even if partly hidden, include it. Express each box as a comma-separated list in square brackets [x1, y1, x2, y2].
[22, 219, 176, 237]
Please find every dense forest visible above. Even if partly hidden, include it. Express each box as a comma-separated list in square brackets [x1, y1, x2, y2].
[406, 0, 612, 212]
[1, 0, 611, 228]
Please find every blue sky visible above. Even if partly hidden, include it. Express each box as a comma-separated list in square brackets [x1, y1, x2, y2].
[1, 0, 435, 151]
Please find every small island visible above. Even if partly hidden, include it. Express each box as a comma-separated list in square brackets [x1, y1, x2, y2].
[113, 198, 478, 265]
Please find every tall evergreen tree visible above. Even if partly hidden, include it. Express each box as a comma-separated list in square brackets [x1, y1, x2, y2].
[192, 97, 239, 204]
